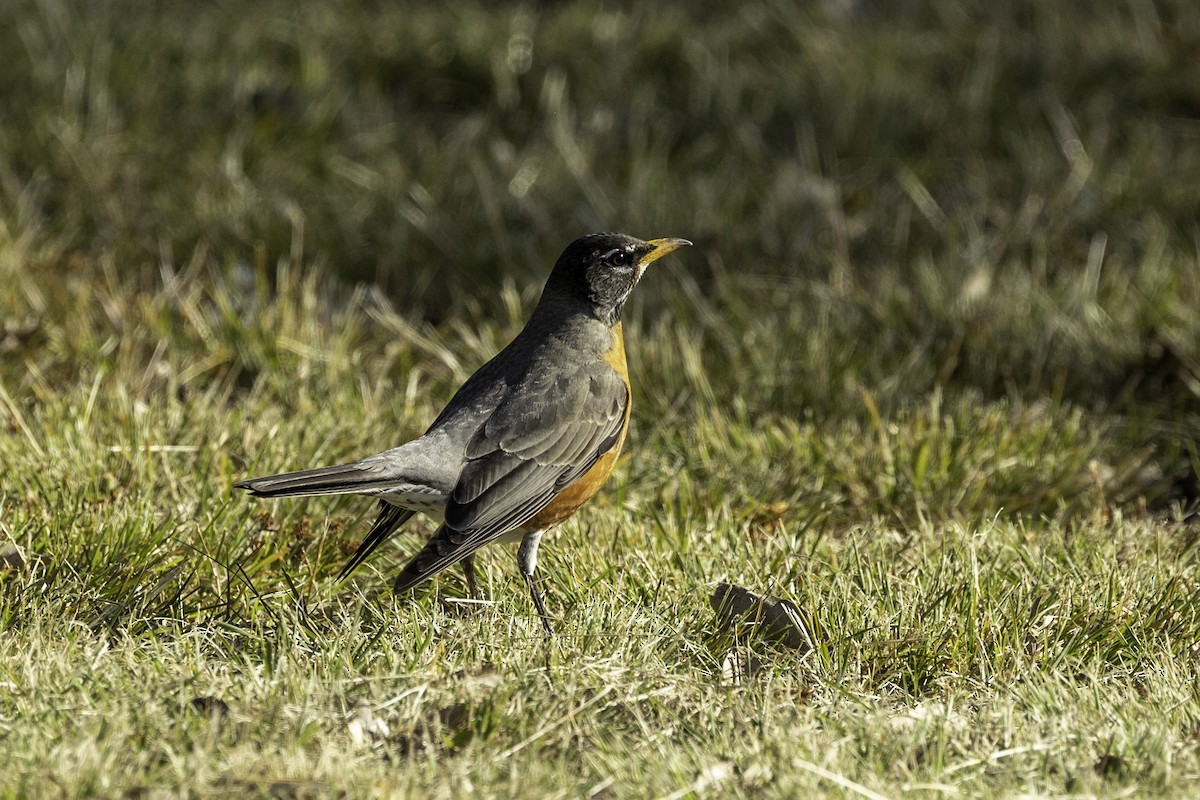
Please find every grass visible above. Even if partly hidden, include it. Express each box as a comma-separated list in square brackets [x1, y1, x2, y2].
[2, 0, 1200, 797]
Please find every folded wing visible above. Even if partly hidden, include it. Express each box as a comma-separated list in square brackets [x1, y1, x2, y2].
[393, 362, 629, 591]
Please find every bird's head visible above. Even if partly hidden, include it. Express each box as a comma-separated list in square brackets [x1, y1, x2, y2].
[542, 232, 691, 326]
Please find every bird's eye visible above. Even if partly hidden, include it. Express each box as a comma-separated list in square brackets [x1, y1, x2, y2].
[609, 250, 632, 267]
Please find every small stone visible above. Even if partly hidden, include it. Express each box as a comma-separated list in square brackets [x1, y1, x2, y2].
[710, 582, 808, 650]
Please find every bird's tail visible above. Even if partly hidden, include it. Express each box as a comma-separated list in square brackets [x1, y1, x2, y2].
[338, 501, 416, 580]
[235, 461, 386, 498]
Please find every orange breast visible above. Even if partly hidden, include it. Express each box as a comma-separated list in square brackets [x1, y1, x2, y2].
[522, 323, 631, 530]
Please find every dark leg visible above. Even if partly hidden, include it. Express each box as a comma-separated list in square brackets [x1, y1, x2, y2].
[462, 553, 479, 600]
[517, 530, 552, 637]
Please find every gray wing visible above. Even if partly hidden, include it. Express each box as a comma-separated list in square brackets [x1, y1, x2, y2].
[392, 361, 628, 591]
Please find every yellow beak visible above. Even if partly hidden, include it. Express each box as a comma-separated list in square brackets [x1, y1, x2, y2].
[639, 237, 692, 267]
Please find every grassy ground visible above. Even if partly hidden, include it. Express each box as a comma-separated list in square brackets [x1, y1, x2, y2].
[3, 0, 1200, 797]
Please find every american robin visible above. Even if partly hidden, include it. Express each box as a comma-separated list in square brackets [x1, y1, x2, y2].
[237, 233, 690, 635]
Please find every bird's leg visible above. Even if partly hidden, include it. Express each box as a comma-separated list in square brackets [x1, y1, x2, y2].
[462, 553, 480, 600]
[517, 530, 552, 637]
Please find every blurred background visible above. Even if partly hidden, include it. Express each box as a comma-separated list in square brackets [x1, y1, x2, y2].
[2, 0, 1198, 512]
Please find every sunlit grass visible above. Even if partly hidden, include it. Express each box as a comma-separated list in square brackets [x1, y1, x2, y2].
[2, 0, 1200, 797]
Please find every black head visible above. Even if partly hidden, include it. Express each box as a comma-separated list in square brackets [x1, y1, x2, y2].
[542, 232, 691, 326]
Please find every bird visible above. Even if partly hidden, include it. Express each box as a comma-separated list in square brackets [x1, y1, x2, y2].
[236, 233, 691, 635]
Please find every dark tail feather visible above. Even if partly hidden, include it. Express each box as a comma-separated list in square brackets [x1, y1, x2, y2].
[235, 461, 385, 498]
[338, 502, 415, 580]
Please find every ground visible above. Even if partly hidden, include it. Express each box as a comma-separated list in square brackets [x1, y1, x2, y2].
[1, 1, 1199, 797]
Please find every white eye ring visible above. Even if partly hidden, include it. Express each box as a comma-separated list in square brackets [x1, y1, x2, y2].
[599, 247, 633, 268]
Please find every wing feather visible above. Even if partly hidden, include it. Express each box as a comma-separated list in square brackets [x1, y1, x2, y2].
[391, 359, 628, 592]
